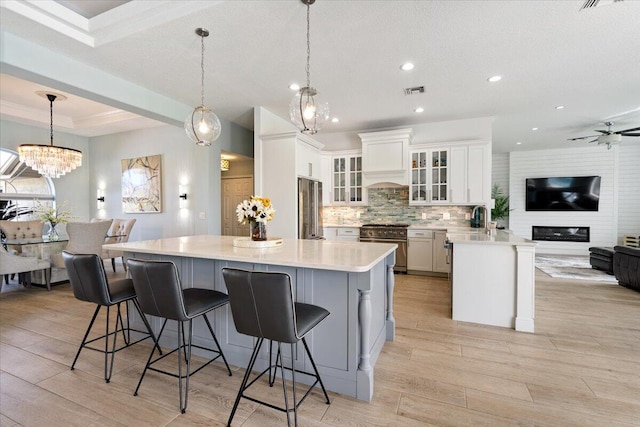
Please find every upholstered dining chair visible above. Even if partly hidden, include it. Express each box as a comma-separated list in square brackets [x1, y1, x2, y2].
[100, 219, 136, 272]
[0, 245, 51, 291]
[1, 220, 45, 284]
[51, 220, 113, 269]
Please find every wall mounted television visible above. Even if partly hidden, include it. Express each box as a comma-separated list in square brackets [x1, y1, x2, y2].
[525, 176, 601, 211]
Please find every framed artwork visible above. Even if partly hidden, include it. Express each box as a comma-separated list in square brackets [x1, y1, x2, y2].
[121, 154, 162, 213]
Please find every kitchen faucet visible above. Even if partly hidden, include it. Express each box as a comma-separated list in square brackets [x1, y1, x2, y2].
[471, 205, 488, 230]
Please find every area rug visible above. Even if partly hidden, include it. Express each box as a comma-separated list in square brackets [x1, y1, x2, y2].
[535, 255, 618, 283]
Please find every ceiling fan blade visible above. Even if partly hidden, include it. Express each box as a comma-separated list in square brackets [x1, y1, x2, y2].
[616, 126, 640, 134]
[589, 138, 599, 143]
[568, 135, 599, 141]
[594, 129, 610, 134]
[620, 132, 640, 137]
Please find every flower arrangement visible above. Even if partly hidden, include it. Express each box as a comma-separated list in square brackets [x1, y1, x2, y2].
[34, 200, 75, 227]
[236, 196, 275, 224]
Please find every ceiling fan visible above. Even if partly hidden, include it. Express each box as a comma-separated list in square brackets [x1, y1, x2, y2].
[568, 121, 640, 149]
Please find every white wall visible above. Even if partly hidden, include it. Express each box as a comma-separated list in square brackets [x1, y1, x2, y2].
[617, 144, 640, 243]
[510, 146, 618, 255]
[89, 121, 253, 242]
[492, 152, 509, 194]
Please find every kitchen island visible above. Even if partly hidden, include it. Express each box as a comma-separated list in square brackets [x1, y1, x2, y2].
[446, 230, 537, 333]
[103, 235, 396, 401]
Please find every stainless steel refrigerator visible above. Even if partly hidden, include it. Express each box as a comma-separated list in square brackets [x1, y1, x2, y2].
[298, 177, 323, 239]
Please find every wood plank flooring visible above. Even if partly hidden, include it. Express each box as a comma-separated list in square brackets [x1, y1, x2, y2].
[1, 269, 639, 426]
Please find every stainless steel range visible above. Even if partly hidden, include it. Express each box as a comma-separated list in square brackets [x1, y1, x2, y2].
[359, 224, 408, 273]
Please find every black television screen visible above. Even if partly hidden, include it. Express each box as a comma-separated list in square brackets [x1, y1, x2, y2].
[526, 176, 601, 211]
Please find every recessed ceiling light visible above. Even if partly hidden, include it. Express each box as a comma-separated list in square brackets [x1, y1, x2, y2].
[487, 75, 502, 83]
[331, 117, 339, 123]
[289, 83, 300, 91]
[516, 142, 522, 145]
[400, 62, 414, 71]
[414, 107, 424, 113]
[555, 105, 565, 110]
[532, 127, 538, 131]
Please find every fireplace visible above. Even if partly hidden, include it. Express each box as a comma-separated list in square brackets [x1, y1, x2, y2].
[532, 226, 590, 242]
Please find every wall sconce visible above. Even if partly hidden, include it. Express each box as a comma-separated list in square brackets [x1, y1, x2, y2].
[220, 158, 230, 171]
[179, 186, 188, 209]
[97, 189, 105, 209]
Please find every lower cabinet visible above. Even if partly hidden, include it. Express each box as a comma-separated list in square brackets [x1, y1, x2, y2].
[408, 229, 449, 274]
[323, 227, 337, 240]
[433, 231, 449, 273]
[407, 230, 434, 272]
[337, 227, 359, 242]
[323, 226, 360, 241]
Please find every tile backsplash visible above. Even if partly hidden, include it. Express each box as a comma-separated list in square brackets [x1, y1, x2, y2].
[323, 187, 474, 227]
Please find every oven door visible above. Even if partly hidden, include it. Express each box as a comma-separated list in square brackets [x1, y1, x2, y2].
[359, 237, 407, 273]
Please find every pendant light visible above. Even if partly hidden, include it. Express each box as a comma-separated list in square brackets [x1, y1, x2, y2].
[18, 92, 82, 179]
[289, 0, 329, 135]
[184, 28, 221, 146]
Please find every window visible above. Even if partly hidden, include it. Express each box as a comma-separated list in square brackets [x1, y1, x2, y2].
[0, 148, 55, 220]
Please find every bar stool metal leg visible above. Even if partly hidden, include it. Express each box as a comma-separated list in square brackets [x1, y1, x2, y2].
[71, 305, 101, 371]
[227, 337, 263, 426]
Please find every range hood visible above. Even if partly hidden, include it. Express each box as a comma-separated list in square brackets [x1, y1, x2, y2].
[365, 181, 409, 188]
[359, 128, 413, 187]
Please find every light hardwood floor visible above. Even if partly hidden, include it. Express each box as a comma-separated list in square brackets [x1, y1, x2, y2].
[1, 268, 639, 426]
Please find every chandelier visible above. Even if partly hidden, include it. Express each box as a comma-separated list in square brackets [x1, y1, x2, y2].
[289, 0, 329, 135]
[18, 93, 82, 179]
[184, 28, 221, 146]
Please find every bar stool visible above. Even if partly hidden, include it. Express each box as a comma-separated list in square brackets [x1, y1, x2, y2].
[127, 258, 232, 413]
[62, 252, 161, 383]
[222, 267, 331, 427]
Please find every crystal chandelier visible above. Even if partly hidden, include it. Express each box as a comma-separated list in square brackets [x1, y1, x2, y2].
[184, 28, 221, 146]
[18, 93, 82, 179]
[289, 0, 329, 135]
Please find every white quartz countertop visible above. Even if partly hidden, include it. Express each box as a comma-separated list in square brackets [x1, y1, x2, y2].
[446, 230, 537, 246]
[104, 235, 396, 273]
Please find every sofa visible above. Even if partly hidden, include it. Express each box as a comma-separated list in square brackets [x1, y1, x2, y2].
[613, 245, 640, 293]
[589, 246, 614, 274]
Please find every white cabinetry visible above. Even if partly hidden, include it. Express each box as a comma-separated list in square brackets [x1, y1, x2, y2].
[449, 142, 491, 204]
[258, 131, 324, 239]
[324, 226, 337, 241]
[359, 128, 412, 187]
[410, 141, 490, 205]
[407, 229, 434, 272]
[433, 231, 449, 273]
[332, 154, 365, 205]
[410, 148, 449, 204]
[296, 136, 322, 180]
[337, 227, 359, 242]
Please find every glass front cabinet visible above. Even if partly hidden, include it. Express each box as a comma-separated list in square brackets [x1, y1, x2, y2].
[410, 148, 450, 204]
[332, 155, 365, 205]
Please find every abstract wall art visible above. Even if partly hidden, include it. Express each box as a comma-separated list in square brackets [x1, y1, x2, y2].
[121, 154, 162, 213]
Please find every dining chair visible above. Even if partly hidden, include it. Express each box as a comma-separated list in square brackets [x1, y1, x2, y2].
[0, 245, 51, 291]
[101, 218, 136, 272]
[51, 221, 113, 269]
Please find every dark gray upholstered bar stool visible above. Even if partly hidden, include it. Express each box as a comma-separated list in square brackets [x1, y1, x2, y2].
[62, 252, 160, 383]
[222, 267, 331, 427]
[127, 258, 232, 413]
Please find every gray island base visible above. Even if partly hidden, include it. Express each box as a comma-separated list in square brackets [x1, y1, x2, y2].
[104, 235, 397, 401]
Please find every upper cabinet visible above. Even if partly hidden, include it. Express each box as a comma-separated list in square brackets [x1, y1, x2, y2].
[410, 148, 450, 203]
[410, 141, 490, 206]
[296, 135, 323, 180]
[359, 128, 412, 187]
[321, 150, 365, 206]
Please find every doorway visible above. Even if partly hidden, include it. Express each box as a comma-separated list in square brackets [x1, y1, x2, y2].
[221, 177, 253, 236]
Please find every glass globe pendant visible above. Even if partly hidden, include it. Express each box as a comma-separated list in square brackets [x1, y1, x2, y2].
[184, 105, 221, 146]
[290, 0, 329, 135]
[290, 87, 329, 135]
[184, 28, 221, 146]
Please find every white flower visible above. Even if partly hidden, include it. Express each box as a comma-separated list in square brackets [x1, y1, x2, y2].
[236, 196, 275, 224]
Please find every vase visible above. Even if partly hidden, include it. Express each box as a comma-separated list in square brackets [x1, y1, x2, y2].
[250, 221, 267, 241]
[48, 223, 59, 241]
